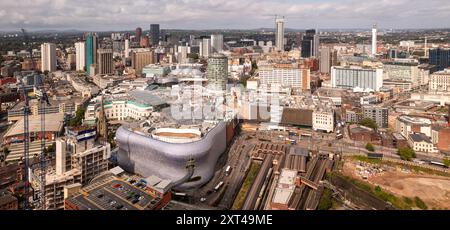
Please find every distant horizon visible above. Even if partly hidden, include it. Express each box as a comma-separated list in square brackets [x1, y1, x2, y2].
[1, 0, 449, 32]
[1, 27, 449, 34]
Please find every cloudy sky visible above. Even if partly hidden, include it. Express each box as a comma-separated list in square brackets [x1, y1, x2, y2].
[0, 0, 449, 31]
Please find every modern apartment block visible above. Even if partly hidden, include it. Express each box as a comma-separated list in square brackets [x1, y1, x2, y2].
[259, 63, 310, 90]
[331, 66, 383, 92]
[363, 106, 388, 128]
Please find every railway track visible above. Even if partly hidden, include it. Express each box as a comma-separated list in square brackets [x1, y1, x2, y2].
[297, 157, 331, 210]
[241, 155, 273, 210]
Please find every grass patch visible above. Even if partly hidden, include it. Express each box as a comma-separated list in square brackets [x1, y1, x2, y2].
[436, 107, 448, 113]
[335, 172, 434, 210]
[403, 197, 413, 206]
[415, 197, 428, 210]
[373, 186, 412, 210]
[231, 161, 261, 210]
[346, 156, 450, 177]
[350, 155, 382, 164]
[334, 173, 372, 193]
[407, 165, 450, 177]
[318, 188, 333, 210]
[332, 173, 412, 209]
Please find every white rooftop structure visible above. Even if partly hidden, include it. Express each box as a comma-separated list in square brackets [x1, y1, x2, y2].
[109, 166, 125, 176]
[5, 113, 65, 138]
[272, 169, 297, 206]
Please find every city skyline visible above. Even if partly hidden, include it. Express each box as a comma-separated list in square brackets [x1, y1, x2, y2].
[0, 0, 449, 31]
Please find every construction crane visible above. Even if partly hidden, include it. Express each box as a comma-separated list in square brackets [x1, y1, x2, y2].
[19, 28, 32, 210]
[21, 28, 49, 209]
[18, 79, 31, 210]
[37, 84, 50, 210]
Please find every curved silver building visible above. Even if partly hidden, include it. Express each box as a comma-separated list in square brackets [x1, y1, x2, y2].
[116, 122, 227, 190]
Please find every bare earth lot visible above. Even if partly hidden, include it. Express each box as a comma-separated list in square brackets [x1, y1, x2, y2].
[343, 161, 450, 209]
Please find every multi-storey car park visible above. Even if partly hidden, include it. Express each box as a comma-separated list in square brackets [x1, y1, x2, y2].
[64, 171, 172, 210]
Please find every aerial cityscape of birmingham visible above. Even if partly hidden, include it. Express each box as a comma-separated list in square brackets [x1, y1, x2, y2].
[0, 0, 449, 211]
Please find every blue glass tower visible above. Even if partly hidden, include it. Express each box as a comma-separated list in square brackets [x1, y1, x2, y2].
[85, 33, 98, 76]
[429, 48, 450, 71]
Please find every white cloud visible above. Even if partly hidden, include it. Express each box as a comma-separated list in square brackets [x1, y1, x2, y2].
[0, 0, 448, 30]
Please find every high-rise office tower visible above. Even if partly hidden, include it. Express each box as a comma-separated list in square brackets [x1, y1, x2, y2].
[319, 47, 337, 74]
[40, 43, 56, 72]
[177, 46, 190, 64]
[131, 49, 154, 77]
[124, 39, 130, 58]
[135, 27, 142, 43]
[97, 49, 113, 75]
[275, 17, 286, 51]
[429, 48, 450, 71]
[295, 32, 302, 48]
[75, 42, 85, 71]
[372, 24, 377, 57]
[313, 34, 320, 58]
[200, 38, 212, 58]
[85, 33, 98, 76]
[301, 29, 316, 58]
[211, 34, 224, 53]
[67, 53, 76, 70]
[207, 53, 228, 91]
[150, 24, 160, 46]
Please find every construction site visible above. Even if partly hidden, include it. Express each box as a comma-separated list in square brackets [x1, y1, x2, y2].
[341, 157, 450, 210]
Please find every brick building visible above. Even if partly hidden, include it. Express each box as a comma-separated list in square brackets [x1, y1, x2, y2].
[437, 127, 450, 152]
[0, 194, 18, 210]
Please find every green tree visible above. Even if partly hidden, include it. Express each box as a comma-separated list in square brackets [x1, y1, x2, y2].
[318, 188, 333, 210]
[397, 147, 416, 161]
[365, 143, 375, 152]
[69, 108, 86, 127]
[251, 60, 258, 70]
[375, 185, 382, 193]
[250, 60, 258, 75]
[108, 133, 116, 149]
[240, 75, 251, 88]
[414, 197, 428, 210]
[359, 118, 378, 130]
[43, 144, 55, 154]
[443, 158, 450, 168]
[403, 197, 413, 206]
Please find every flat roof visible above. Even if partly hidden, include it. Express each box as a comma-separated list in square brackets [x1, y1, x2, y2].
[67, 179, 161, 210]
[129, 90, 166, 107]
[350, 125, 374, 133]
[288, 146, 309, 156]
[109, 166, 124, 176]
[398, 115, 432, 125]
[5, 113, 64, 137]
[409, 133, 432, 143]
[278, 169, 297, 185]
[392, 132, 406, 140]
[272, 187, 294, 205]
